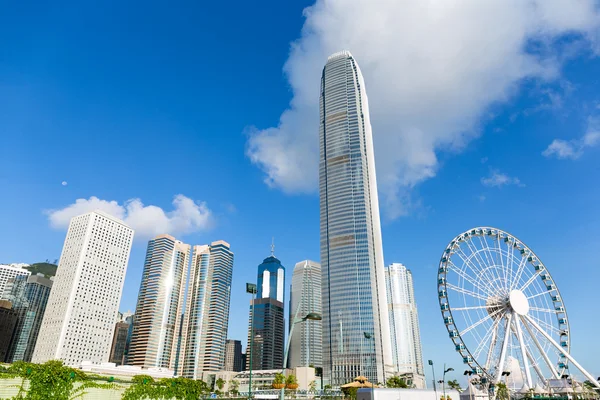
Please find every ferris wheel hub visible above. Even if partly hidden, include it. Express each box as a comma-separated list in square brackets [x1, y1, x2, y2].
[509, 289, 529, 316]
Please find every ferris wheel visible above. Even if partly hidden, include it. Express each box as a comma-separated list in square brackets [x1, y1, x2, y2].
[437, 227, 600, 389]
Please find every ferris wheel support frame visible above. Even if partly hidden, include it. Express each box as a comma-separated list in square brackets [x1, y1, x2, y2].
[514, 316, 534, 388]
[495, 313, 513, 383]
[521, 316, 560, 379]
[523, 315, 600, 389]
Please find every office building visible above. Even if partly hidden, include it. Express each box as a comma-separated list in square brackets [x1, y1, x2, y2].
[247, 253, 285, 370]
[128, 235, 190, 369]
[224, 339, 243, 372]
[109, 317, 132, 366]
[385, 263, 426, 388]
[181, 241, 234, 378]
[0, 264, 30, 299]
[3, 274, 53, 362]
[288, 260, 322, 369]
[319, 50, 393, 385]
[32, 210, 134, 366]
[0, 300, 18, 362]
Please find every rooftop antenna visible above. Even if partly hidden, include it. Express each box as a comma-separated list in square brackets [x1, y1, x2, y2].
[271, 237, 275, 257]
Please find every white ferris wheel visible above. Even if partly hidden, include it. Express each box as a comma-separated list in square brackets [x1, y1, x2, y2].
[437, 227, 600, 390]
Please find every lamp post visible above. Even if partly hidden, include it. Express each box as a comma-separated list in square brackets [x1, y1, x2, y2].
[429, 361, 438, 400]
[246, 283, 257, 400]
[280, 308, 322, 400]
[364, 332, 376, 400]
[442, 365, 454, 400]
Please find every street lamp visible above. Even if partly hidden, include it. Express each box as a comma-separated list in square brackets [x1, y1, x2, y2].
[442, 365, 454, 400]
[429, 360, 438, 400]
[246, 283, 257, 400]
[363, 332, 376, 400]
[279, 310, 322, 400]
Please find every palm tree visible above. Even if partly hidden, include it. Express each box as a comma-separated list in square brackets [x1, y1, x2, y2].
[215, 378, 225, 398]
[496, 382, 510, 400]
[447, 379, 462, 392]
[229, 379, 240, 397]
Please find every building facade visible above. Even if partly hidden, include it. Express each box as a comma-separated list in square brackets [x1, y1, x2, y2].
[181, 241, 234, 378]
[0, 264, 31, 299]
[224, 339, 243, 372]
[3, 274, 53, 362]
[109, 321, 131, 365]
[385, 263, 425, 388]
[128, 235, 190, 369]
[288, 260, 322, 369]
[32, 210, 134, 366]
[0, 300, 18, 362]
[247, 255, 285, 370]
[319, 50, 393, 385]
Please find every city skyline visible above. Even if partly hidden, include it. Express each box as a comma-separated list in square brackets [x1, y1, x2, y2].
[2, 0, 600, 384]
[319, 50, 393, 385]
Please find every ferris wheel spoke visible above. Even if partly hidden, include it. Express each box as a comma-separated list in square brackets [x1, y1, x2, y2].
[484, 319, 500, 370]
[464, 239, 502, 288]
[529, 306, 557, 314]
[510, 255, 528, 290]
[447, 262, 495, 297]
[472, 317, 498, 359]
[519, 270, 541, 293]
[456, 245, 498, 291]
[452, 305, 492, 311]
[446, 283, 489, 301]
[460, 308, 502, 337]
[494, 236, 510, 292]
[527, 291, 551, 301]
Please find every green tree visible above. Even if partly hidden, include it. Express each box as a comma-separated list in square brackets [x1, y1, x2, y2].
[386, 376, 408, 388]
[495, 382, 510, 400]
[447, 379, 462, 392]
[215, 377, 225, 397]
[6, 360, 115, 400]
[229, 379, 240, 397]
[309, 380, 317, 392]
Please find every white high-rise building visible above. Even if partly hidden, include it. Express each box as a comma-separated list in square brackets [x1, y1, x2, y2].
[128, 234, 190, 369]
[0, 264, 31, 298]
[319, 50, 393, 385]
[288, 260, 322, 369]
[385, 263, 425, 388]
[181, 241, 234, 378]
[32, 210, 134, 366]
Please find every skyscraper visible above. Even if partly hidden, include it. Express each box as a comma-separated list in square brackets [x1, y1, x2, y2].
[3, 274, 53, 362]
[109, 321, 131, 365]
[128, 235, 190, 369]
[32, 210, 134, 365]
[224, 339, 243, 372]
[0, 264, 30, 298]
[0, 300, 18, 362]
[247, 253, 285, 370]
[385, 263, 425, 388]
[319, 50, 393, 385]
[288, 260, 322, 369]
[181, 241, 234, 378]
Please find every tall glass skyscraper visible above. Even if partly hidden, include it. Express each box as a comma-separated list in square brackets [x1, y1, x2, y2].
[288, 260, 322, 369]
[181, 241, 234, 378]
[247, 254, 285, 370]
[385, 263, 425, 388]
[3, 274, 53, 362]
[319, 50, 393, 385]
[129, 234, 190, 369]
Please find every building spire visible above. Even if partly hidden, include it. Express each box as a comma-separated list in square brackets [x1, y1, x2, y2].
[271, 237, 275, 257]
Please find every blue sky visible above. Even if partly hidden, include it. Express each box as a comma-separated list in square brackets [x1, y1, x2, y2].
[2, 0, 600, 385]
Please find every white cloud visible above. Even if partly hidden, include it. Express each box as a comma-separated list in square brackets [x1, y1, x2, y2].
[481, 170, 525, 188]
[61, 181, 68, 186]
[46, 195, 212, 240]
[246, 0, 600, 217]
[543, 116, 600, 159]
